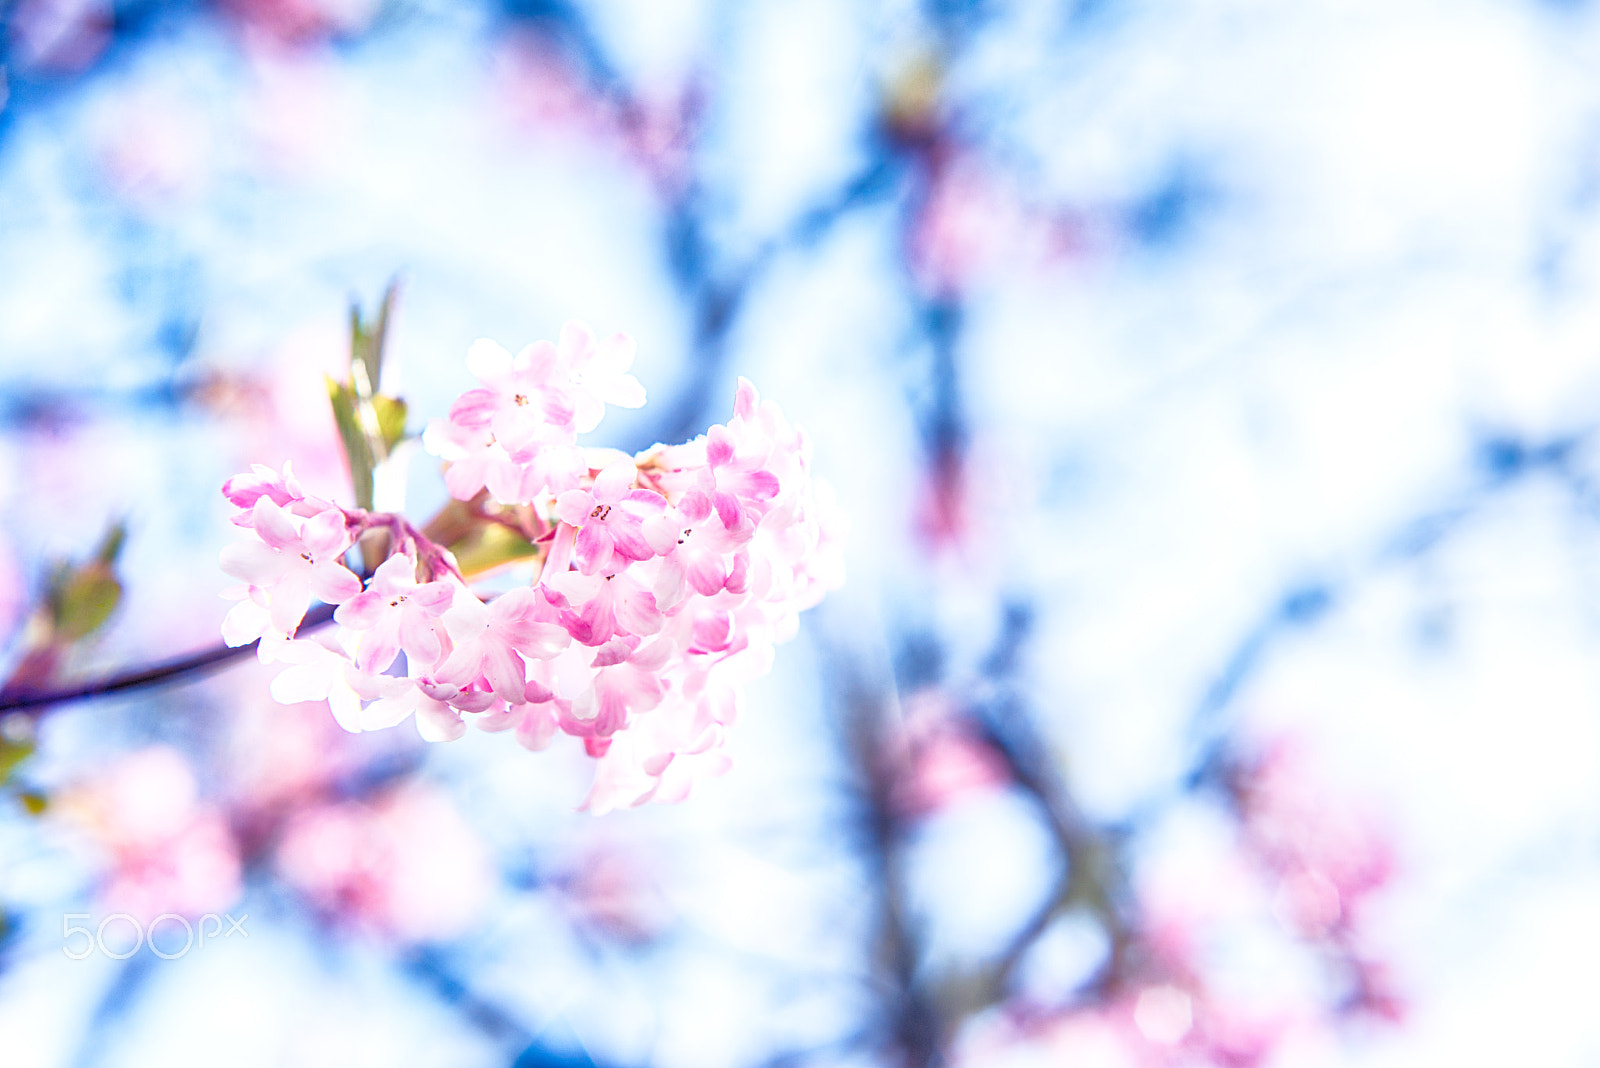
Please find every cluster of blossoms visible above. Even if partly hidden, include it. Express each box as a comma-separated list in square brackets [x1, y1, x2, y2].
[221, 322, 844, 812]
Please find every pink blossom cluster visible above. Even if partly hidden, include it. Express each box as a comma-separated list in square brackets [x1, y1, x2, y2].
[220, 322, 844, 812]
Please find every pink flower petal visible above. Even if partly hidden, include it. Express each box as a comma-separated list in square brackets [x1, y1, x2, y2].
[269, 569, 313, 634]
[361, 694, 417, 730]
[737, 469, 781, 501]
[609, 522, 655, 562]
[687, 553, 727, 596]
[271, 662, 331, 704]
[483, 459, 523, 504]
[464, 339, 514, 384]
[615, 588, 662, 636]
[590, 639, 633, 667]
[444, 456, 489, 500]
[301, 509, 350, 558]
[448, 388, 500, 429]
[597, 332, 636, 373]
[574, 521, 614, 575]
[483, 643, 528, 700]
[625, 488, 668, 509]
[491, 407, 544, 456]
[515, 705, 558, 751]
[706, 425, 736, 468]
[679, 491, 714, 524]
[252, 497, 299, 550]
[557, 320, 595, 363]
[489, 585, 539, 622]
[334, 590, 387, 629]
[642, 514, 680, 555]
[356, 622, 402, 675]
[713, 491, 742, 531]
[733, 377, 759, 421]
[433, 643, 483, 689]
[310, 561, 361, 604]
[451, 689, 499, 713]
[725, 552, 750, 594]
[691, 611, 735, 653]
[520, 338, 559, 378]
[221, 598, 270, 647]
[592, 687, 629, 736]
[220, 541, 288, 585]
[555, 490, 593, 527]
[593, 459, 637, 504]
[411, 581, 456, 612]
[605, 374, 646, 409]
[399, 611, 444, 668]
[540, 392, 576, 429]
[629, 638, 674, 672]
[369, 553, 416, 591]
[416, 702, 467, 742]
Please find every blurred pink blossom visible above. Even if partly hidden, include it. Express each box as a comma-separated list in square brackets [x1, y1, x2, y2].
[1234, 737, 1397, 944]
[1232, 737, 1405, 1022]
[195, 318, 362, 505]
[908, 155, 1093, 299]
[94, 91, 212, 206]
[60, 746, 242, 923]
[228, 685, 355, 814]
[274, 783, 493, 943]
[244, 52, 359, 175]
[555, 840, 675, 946]
[887, 691, 1010, 818]
[219, 0, 378, 48]
[490, 32, 698, 191]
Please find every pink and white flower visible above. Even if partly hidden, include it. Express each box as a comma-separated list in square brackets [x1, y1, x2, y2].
[554, 320, 647, 433]
[543, 567, 663, 648]
[433, 584, 569, 699]
[332, 552, 455, 673]
[554, 458, 666, 574]
[219, 496, 361, 637]
[223, 327, 842, 813]
[453, 337, 577, 454]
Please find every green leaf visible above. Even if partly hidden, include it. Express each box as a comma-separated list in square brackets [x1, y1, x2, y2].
[349, 278, 399, 397]
[0, 737, 34, 785]
[335, 281, 406, 511]
[372, 394, 408, 452]
[327, 375, 377, 511]
[53, 569, 122, 642]
[448, 523, 543, 578]
[44, 521, 126, 641]
[92, 522, 127, 566]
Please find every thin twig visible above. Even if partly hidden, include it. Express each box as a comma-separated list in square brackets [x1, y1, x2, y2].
[0, 604, 336, 715]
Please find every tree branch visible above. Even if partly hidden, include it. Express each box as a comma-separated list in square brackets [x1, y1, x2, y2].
[0, 603, 336, 715]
